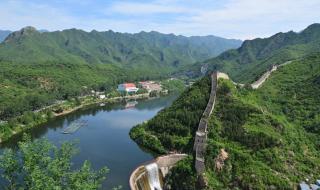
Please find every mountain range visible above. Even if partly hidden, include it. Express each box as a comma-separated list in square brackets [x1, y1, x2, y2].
[184, 23, 320, 83]
[0, 26, 241, 120]
[0, 26, 241, 73]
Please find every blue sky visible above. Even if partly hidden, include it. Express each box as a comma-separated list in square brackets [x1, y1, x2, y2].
[1, 0, 320, 39]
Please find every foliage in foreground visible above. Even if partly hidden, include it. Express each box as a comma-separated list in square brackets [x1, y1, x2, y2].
[0, 136, 108, 190]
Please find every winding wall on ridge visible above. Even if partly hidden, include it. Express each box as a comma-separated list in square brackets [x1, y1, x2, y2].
[129, 71, 228, 189]
[193, 72, 218, 175]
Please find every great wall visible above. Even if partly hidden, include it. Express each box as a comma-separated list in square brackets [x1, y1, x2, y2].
[129, 61, 292, 189]
[129, 72, 222, 190]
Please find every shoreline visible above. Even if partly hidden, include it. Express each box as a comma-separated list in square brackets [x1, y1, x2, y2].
[53, 93, 151, 117]
[0, 92, 161, 143]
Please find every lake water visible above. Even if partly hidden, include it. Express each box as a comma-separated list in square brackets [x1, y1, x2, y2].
[0, 95, 177, 190]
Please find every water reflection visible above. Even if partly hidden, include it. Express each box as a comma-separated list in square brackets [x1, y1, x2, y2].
[0, 94, 178, 190]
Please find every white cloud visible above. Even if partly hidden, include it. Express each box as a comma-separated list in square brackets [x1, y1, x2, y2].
[109, 1, 192, 15]
[0, 1, 77, 31]
[0, 0, 320, 39]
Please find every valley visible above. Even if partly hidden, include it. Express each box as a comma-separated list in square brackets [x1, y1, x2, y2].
[0, 5, 319, 189]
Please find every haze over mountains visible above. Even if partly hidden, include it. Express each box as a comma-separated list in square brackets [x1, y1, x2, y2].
[0, 30, 11, 42]
[185, 23, 320, 83]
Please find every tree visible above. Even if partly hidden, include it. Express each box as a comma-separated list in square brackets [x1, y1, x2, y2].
[0, 135, 108, 190]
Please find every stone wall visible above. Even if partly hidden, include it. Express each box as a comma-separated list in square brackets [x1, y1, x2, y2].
[193, 72, 218, 175]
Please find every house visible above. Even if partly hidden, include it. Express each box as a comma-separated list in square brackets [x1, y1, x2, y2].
[117, 83, 139, 93]
[139, 81, 162, 92]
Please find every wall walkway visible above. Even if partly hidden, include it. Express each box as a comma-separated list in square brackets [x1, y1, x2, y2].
[193, 72, 218, 175]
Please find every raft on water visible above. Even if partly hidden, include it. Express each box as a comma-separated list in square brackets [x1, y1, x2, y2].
[62, 120, 88, 134]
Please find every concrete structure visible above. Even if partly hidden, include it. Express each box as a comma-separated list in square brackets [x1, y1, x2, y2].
[129, 154, 187, 190]
[118, 83, 139, 93]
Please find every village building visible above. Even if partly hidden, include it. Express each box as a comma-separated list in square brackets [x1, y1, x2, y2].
[139, 81, 162, 92]
[117, 83, 139, 93]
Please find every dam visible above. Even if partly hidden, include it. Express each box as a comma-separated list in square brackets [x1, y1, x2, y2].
[129, 154, 187, 190]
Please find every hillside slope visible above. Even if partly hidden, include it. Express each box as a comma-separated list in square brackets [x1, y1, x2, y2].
[184, 23, 320, 83]
[0, 26, 241, 72]
[131, 53, 320, 189]
[0, 27, 241, 120]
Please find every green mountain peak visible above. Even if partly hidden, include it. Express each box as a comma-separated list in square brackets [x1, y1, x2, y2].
[4, 26, 39, 43]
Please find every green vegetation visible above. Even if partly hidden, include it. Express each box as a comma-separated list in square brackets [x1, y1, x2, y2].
[161, 79, 186, 93]
[164, 156, 197, 190]
[132, 53, 320, 189]
[0, 111, 53, 141]
[0, 26, 240, 138]
[185, 23, 320, 83]
[130, 76, 211, 154]
[0, 135, 108, 190]
[0, 60, 127, 120]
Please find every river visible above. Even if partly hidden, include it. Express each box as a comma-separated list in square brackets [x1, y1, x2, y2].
[0, 94, 178, 190]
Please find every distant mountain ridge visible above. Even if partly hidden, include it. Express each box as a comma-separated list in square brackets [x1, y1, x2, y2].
[0, 26, 241, 120]
[185, 23, 320, 83]
[0, 30, 11, 42]
[0, 26, 242, 74]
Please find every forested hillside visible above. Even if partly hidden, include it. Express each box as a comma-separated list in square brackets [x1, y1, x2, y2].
[130, 76, 211, 154]
[132, 53, 320, 189]
[0, 27, 241, 121]
[184, 23, 320, 83]
[1, 26, 241, 71]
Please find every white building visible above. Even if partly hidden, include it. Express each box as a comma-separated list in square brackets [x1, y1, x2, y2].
[117, 83, 139, 93]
